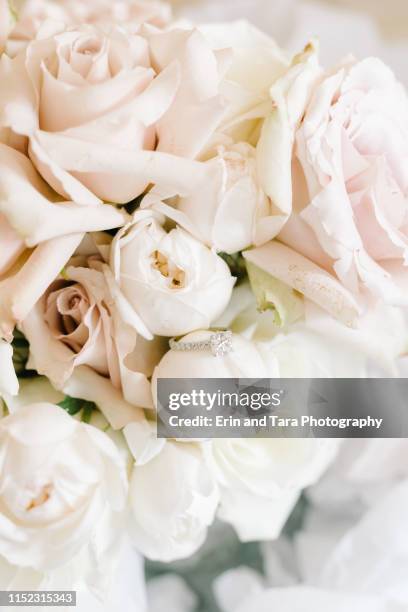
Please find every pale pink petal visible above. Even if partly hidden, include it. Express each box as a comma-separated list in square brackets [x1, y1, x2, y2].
[146, 27, 228, 158]
[63, 365, 145, 430]
[33, 133, 209, 202]
[0, 233, 83, 340]
[0, 0, 14, 54]
[36, 62, 180, 203]
[278, 213, 334, 271]
[352, 161, 408, 263]
[22, 300, 78, 387]
[110, 309, 164, 409]
[40, 64, 154, 132]
[258, 42, 321, 222]
[28, 133, 102, 205]
[0, 52, 38, 136]
[61, 61, 180, 145]
[0, 214, 25, 276]
[103, 266, 153, 341]
[0, 144, 127, 244]
[243, 241, 361, 327]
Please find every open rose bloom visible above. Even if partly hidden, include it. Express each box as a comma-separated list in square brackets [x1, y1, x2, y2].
[0, 0, 408, 605]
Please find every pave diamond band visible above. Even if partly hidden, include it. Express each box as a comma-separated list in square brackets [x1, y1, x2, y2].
[169, 331, 233, 357]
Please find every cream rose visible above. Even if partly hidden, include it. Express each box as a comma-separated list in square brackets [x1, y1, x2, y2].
[110, 211, 235, 337]
[198, 20, 289, 148]
[125, 428, 219, 562]
[152, 142, 279, 254]
[0, 23, 181, 205]
[0, 402, 127, 570]
[1, 22, 231, 207]
[152, 329, 337, 541]
[144, 23, 293, 246]
[22, 237, 166, 418]
[211, 437, 338, 541]
[270, 56, 408, 313]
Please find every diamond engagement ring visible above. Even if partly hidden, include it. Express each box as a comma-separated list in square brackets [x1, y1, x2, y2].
[169, 331, 233, 357]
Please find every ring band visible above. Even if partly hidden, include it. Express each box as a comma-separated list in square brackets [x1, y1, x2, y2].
[169, 331, 233, 357]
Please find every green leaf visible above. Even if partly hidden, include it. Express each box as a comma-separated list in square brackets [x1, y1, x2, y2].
[58, 396, 84, 416]
[81, 401, 95, 424]
[58, 396, 97, 422]
[219, 252, 248, 285]
[246, 259, 304, 327]
[11, 330, 36, 377]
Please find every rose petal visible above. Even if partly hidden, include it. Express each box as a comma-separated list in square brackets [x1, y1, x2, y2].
[0, 340, 19, 397]
[0, 144, 127, 244]
[34, 133, 210, 202]
[257, 41, 321, 233]
[218, 487, 300, 542]
[147, 27, 229, 158]
[243, 241, 361, 327]
[63, 365, 145, 430]
[0, 233, 83, 340]
[0, 213, 25, 276]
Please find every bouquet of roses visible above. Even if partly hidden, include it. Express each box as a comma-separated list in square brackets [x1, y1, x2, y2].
[0, 0, 407, 600]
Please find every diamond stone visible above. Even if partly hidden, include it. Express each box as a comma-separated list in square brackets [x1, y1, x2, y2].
[210, 331, 233, 357]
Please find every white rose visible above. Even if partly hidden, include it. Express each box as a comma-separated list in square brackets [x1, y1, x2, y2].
[211, 437, 337, 542]
[144, 23, 293, 251]
[152, 142, 277, 254]
[125, 424, 219, 562]
[110, 211, 235, 337]
[0, 403, 127, 570]
[152, 325, 337, 542]
[198, 20, 289, 147]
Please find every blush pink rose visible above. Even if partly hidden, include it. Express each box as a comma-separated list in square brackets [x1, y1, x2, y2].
[279, 57, 408, 308]
[246, 55, 408, 326]
[0, 22, 228, 207]
[22, 237, 167, 422]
